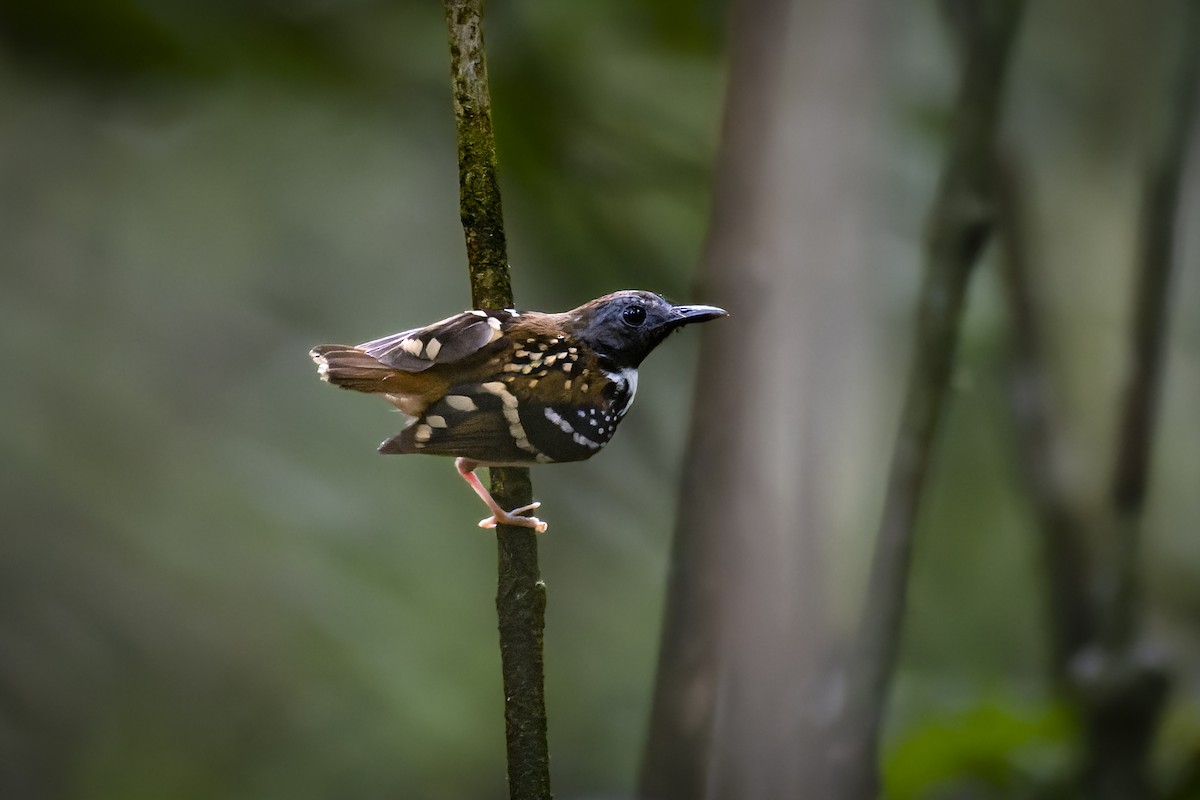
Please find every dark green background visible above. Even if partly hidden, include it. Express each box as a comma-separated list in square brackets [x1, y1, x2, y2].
[2, 1, 1198, 798]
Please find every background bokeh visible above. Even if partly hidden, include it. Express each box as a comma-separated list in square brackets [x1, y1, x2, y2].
[2, 1, 1198, 798]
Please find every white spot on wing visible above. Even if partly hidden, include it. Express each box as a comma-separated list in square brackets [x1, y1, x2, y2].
[482, 381, 519, 408]
[400, 338, 423, 356]
[445, 394, 478, 412]
[478, 381, 539, 454]
[507, 407, 537, 454]
[424, 338, 442, 359]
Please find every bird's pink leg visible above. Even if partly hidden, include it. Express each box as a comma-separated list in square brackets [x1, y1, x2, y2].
[455, 458, 547, 533]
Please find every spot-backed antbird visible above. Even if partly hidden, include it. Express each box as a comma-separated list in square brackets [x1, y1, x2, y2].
[311, 290, 726, 532]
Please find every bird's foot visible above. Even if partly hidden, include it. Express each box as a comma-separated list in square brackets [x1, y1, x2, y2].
[478, 502, 547, 533]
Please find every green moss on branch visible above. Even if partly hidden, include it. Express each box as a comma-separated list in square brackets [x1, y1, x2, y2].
[442, 3, 551, 798]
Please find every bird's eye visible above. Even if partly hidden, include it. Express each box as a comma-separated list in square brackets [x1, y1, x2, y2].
[622, 305, 647, 327]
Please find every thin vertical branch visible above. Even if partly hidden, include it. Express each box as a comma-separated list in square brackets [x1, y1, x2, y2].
[993, 157, 1097, 684]
[1106, 0, 1200, 647]
[443, 3, 551, 798]
[1076, 5, 1200, 798]
[833, 3, 1024, 798]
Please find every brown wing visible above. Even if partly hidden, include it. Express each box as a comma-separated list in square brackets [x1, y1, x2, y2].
[309, 344, 448, 415]
[358, 309, 513, 372]
[376, 343, 631, 465]
[377, 381, 544, 465]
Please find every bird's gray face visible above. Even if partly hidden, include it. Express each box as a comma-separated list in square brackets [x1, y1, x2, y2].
[568, 290, 727, 368]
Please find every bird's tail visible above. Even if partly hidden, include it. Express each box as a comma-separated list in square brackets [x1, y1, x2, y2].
[310, 344, 405, 393]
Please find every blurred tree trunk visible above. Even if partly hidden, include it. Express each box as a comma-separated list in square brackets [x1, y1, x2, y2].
[638, 0, 888, 797]
[1000, 1, 1200, 797]
[834, 5, 1026, 799]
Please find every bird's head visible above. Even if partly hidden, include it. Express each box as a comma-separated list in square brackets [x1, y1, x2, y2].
[561, 290, 727, 369]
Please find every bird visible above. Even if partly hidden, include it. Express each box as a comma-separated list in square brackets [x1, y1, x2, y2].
[310, 290, 727, 533]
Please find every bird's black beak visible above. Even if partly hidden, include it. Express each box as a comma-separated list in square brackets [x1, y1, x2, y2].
[670, 303, 728, 327]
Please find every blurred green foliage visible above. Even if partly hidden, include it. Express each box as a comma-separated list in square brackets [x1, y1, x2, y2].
[0, 2, 721, 797]
[885, 699, 1074, 800]
[1, 1, 1198, 799]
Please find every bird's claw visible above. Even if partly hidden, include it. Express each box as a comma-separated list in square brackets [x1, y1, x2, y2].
[478, 502, 547, 533]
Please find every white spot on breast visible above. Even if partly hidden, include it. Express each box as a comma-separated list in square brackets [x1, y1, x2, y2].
[426, 415, 447, 428]
[487, 316, 502, 330]
[445, 394, 478, 412]
[544, 407, 575, 434]
[424, 337, 442, 359]
[573, 432, 601, 449]
[414, 423, 433, 442]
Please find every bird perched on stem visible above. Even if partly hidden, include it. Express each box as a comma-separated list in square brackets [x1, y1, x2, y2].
[311, 290, 726, 532]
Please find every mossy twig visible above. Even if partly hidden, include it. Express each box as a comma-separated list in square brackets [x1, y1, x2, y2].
[442, 2, 551, 798]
